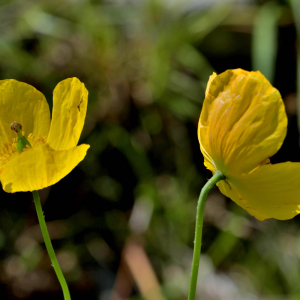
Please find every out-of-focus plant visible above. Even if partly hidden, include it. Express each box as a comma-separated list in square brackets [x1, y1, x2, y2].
[252, 2, 281, 83]
[1, 1, 300, 300]
[290, 0, 300, 132]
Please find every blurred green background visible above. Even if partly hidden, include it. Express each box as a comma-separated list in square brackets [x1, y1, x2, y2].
[1, 0, 300, 299]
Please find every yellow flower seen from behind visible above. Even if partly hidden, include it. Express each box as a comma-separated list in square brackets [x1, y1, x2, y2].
[0, 78, 90, 193]
[199, 68, 300, 221]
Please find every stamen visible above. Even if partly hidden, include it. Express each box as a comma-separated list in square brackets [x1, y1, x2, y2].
[0, 133, 47, 168]
[27, 134, 47, 147]
[0, 139, 17, 168]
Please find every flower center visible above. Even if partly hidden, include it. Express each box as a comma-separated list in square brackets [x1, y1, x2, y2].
[0, 133, 47, 168]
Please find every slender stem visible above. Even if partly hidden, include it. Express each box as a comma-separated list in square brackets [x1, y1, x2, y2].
[32, 190, 71, 300]
[188, 171, 224, 300]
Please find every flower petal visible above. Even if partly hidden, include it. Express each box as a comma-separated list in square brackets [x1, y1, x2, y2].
[47, 78, 88, 150]
[0, 80, 50, 150]
[0, 144, 90, 193]
[205, 72, 217, 98]
[218, 162, 300, 220]
[217, 180, 269, 221]
[198, 69, 287, 176]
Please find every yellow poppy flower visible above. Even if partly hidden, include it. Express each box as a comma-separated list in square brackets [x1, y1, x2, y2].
[198, 68, 300, 221]
[0, 78, 90, 193]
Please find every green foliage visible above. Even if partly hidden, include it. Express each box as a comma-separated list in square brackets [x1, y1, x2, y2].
[0, 1, 299, 300]
[252, 2, 281, 83]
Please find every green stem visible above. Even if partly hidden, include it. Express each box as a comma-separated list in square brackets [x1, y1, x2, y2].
[188, 171, 224, 300]
[32, 190, 71, 300]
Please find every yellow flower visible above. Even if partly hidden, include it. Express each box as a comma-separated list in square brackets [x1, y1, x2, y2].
[0, 78, 90, 193]
[198, 68, 300, 221]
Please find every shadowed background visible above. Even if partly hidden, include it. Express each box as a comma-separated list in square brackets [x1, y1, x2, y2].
[0, 0, 300, 299]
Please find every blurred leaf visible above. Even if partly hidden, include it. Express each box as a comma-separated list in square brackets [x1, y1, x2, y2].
[93, 176, 122, 202]
[289, 0, 300, 133]
[252, 2, 281, 83]
[175, 44, 214, 81]
[207, 210, 247, 267]
[140, 110, 163, 135]
[188, 0, 235, 42]
[108, 126, 154, 182]
[160, 94, 200, 120]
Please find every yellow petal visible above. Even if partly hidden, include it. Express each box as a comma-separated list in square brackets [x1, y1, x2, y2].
[218, 162, 300, 220]
[198, 69, 287, 176]
[205, 72, 217, 98]
[47, 78, 88, 150]
[217, 180, 269, 221]
[0, 144, 90, 193]
[0, 80, 50, 150]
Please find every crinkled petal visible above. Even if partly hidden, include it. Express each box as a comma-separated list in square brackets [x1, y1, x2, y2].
[205, 72, 217, 98]
[47, 78, 88, 150]
[218, 162, 300, 220]
[0, 80, 50, 150]
[0, 144, 90, 193]
[198, 69, 287, 176]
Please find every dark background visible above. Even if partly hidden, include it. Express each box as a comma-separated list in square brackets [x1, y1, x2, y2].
[0, 0, 300, 299]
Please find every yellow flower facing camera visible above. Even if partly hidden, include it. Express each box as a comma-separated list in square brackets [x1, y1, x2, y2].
[0, 78, 89, 193]
[0, 78, 90, 300]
